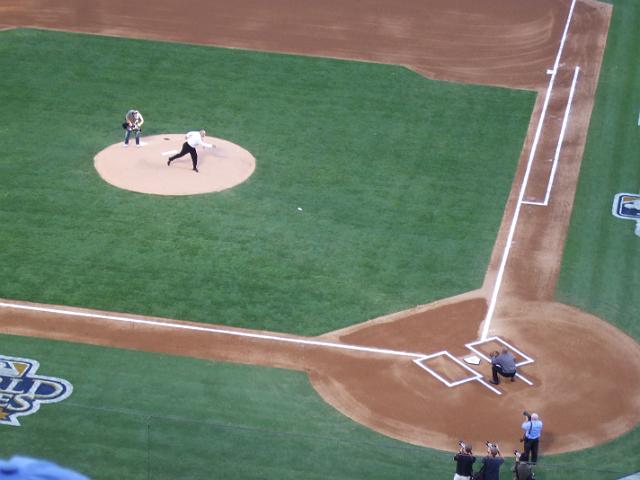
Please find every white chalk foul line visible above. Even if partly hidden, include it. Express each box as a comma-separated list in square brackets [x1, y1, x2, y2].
[0, 301, 426, 360]
[0, 301, 531, 394]
[413, 351, 503, 395]
[523, 65, 581, 207]
[465, 337, 535, 386]
[161, 150, 179, 156]
[1, 301, 536, 394]
[466, 336, 534, 367]
[480, 0, 577, 341]
[552, 0, 577, 73]
[414, 351, 482, 386]
[543, 65, 581, 205]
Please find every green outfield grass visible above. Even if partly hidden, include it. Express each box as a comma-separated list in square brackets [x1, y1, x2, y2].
[3, 0, 640, 476]
[557, 0, 640, 343]
[0, 335, 448, 480]
[1, 334, 637, 480]
[554, 0, 640, 477]
[0, 28, 533, 335]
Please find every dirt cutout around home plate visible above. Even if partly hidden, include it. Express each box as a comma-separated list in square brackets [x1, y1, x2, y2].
[94, 134, 256, 195]
[3, 0, 640, 458]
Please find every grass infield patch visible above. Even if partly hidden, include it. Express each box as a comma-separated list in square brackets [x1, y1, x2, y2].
[0, 29, 533, 335]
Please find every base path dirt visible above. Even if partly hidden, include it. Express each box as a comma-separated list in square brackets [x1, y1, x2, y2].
[2, 0, 572, 89]
[3, 0, 640, 456]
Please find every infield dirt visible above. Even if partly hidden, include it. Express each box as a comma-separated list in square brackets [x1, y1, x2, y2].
[94, 134, 256, 195]
[2, 0, 640, 455]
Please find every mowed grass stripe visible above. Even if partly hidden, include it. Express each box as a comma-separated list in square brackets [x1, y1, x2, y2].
[0, 334, 453, 480]
[557, 0, 640, 339]
[0, 29, 533, 335]
[1, 329, 637, 480]
[553, 1, 640, 475]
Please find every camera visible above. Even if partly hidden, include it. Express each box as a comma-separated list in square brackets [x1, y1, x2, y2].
[523, 411, 531, 420]
[485, 441, 496, 449]
[458, 440, 472, 452]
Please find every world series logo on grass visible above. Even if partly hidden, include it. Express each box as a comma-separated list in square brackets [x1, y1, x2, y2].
[0, 355, 73, 426]
[612, 193, 640, 220]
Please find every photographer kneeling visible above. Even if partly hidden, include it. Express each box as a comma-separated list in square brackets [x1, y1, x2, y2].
[453, 442, 476, 480]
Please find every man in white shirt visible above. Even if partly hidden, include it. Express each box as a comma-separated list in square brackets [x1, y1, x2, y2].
[123, 109, 144, 146]
[167, 130, 213, 173]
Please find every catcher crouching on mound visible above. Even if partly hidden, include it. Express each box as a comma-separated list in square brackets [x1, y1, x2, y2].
[122, 109, 144, 147]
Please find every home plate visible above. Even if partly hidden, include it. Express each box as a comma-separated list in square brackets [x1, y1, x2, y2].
[463, 355, 481, 365]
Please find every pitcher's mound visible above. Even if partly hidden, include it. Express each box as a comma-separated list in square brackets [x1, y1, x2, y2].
[94, 134, 256, 195]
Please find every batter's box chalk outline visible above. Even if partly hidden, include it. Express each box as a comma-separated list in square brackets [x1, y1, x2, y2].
[413, 351, 502, 395]
[465, 336, 535, 386]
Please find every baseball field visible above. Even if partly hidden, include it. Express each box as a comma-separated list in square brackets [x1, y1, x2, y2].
[1, 0, 639, 479]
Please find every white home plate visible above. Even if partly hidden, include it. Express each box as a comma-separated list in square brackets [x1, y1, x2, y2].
[463, 355, 481, 365]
